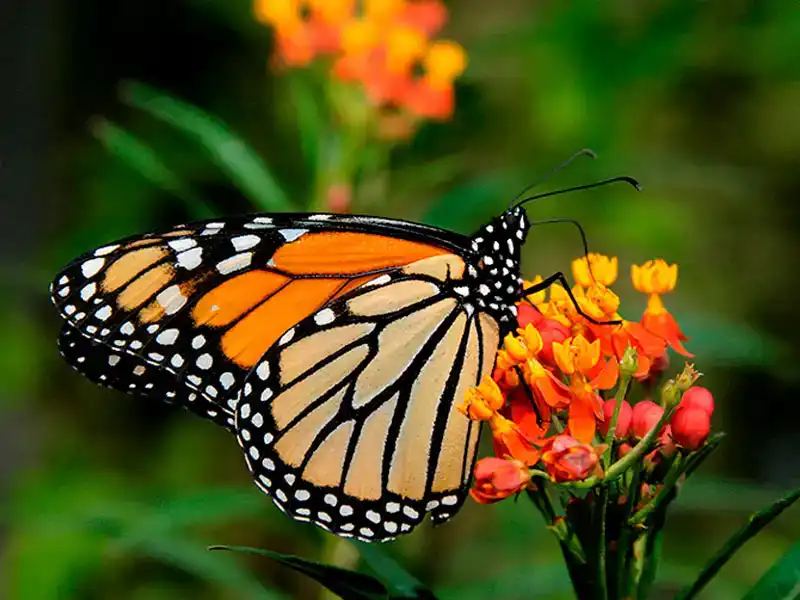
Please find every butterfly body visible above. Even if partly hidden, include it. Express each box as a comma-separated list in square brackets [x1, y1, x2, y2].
[50, 207, 531, 541]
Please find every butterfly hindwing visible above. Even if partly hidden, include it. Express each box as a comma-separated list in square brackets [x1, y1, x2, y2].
[235, 257, 500, 541]
[58, 324, 232, 428]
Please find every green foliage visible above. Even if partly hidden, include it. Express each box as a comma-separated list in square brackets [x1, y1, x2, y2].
[212, 546, 391, 600]
[121, 81, 295, 213]
[676, 486, 800, 600]
[742, 541, 800, 600]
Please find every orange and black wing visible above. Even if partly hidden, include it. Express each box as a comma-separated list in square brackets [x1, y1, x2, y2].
[50, 213, 470, 431]
[235, 255, 501, 541]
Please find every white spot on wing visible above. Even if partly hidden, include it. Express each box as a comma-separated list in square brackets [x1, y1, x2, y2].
[95, 305, 112, 321]
[94, 244, 119, 256]
[314, 309, 335, 325]
[157, 285, 187, 315]
[177, 247, 203, 270]
[231, 234, 260, 251]
[81, 257, 105, 278]
[256, 362, 270, 380]
[279, 229, 308, 242]
[156, 328, 179, 345]
[217, 252, 252, 275]
[168, 238, 197, 251]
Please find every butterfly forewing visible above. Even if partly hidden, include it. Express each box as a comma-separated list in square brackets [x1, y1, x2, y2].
[50, 214, 469, 427]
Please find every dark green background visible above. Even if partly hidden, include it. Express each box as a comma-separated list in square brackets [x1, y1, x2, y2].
[2, 1, 798, 598]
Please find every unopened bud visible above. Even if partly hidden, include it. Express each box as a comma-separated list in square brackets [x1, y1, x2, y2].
[619, 345, 639, 377]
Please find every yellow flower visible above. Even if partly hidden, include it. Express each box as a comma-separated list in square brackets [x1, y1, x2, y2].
[522, 276, 546, 305]
[424, 41, 467, 89]
[365, 0, 406, 22]
[631, 259, 678, 294]
[341, 18, 380, 55]
[552, 334, 601, 375]
[572, 253, 618, 287]
[458, 375, 505, 421]
[385, 25, 428, 72]
[310, 0, 354, 23]
[518, 323, 544, 356]
[503, 333, 528, 363]
[254, 0, 300, 30]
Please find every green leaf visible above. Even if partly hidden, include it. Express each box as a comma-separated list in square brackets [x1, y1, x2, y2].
[353, 542, 435, 599]
[742, 541, 800, 600]
[675, 486, 800, 600]
[120, 536, 283, 600]
[211, 545, 389, 600]
[89, 117, 216, 219]
[120, 81, 294, 213]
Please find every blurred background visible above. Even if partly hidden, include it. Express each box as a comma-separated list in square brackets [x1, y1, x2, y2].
[1, 0, 799, 598]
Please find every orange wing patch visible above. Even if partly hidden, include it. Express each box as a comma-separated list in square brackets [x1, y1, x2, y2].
[221, 278, 348, 368]
[272, 232, 450, 275]
[192, 270, 290, 327]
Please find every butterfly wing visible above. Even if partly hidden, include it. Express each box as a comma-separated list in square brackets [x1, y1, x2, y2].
[50, 213, 498, 541]
[49, 213, 470, 429]
[236, 255, 500, 541]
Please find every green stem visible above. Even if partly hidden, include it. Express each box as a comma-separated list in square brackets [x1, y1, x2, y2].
[615, 467, 642, 599]
[602, 370, 633, 468]
[629, 454, 685, 525]
[628, 533, 648, 598]
[595, 486, 609, 600]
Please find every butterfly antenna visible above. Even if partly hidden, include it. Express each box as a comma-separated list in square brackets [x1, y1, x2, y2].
[513, 176, 641, 210]
[509, 148, 598, 208]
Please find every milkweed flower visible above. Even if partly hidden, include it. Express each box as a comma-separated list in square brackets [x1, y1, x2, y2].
[632, 259, 693, 357]
[470, 457, 531, 504]
[670, 407, 711, 450]
[255, 0, 467, 133]
[540, 434, 603, 483]
[572, 253, 618, 288]
[630, 400, 665, 440]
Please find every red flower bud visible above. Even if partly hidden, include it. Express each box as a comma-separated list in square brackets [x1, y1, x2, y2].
[516, 303, 542, 329]
[670, 407, 711, 450]
[631, 400, 665, 439]
[540, 434, 601, 482]
[470, 457, 530, 504]
[617, 442, 633, 459]
[599, 399, 633, 439]
[537, 319, 571, 367]
[658, 425, 678, 457]
[678, 386, 715, 416]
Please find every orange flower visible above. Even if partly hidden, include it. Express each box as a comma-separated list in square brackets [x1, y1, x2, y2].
[552, 334, 619, 390]
[490, 413, 541, 466]
[458, 375, 505, 420]
[632, 259, 693, 357]
[523, 358, 572, 410]
[540, 434, 603, 482]
[470, 457, 531, 504]
[572, 253, 618, 288]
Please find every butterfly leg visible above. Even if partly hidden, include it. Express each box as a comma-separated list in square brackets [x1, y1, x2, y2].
[522, 272, 621, 326]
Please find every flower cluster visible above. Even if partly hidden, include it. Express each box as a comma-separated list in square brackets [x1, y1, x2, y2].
[254, 0, 467, 126]
[459, 256, 715, 503]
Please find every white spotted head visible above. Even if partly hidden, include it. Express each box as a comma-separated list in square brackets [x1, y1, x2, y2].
[467, 207, 530, 324]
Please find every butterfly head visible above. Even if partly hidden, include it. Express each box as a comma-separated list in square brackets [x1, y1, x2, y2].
[466, 206, 531, 326]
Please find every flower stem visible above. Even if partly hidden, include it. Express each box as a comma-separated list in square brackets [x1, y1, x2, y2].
[629, 454, 685, 525]
[615, 467, 642, 597]
[594, 486, 609, 600]
[602, 369, 633, 468]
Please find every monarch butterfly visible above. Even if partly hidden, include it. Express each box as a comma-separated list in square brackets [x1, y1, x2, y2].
[50, 169, 638, 542]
